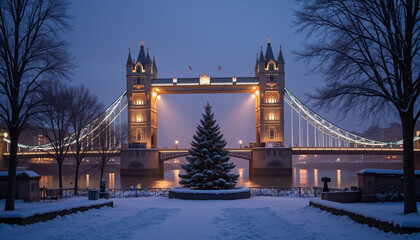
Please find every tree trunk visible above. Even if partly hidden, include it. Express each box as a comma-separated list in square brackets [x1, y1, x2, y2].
[4, 131, 19, 211]
[58, 160, 63, 190]
[74, 162, 80, 196]
[401, 112, 418, 214]
[100, 164, 105, 185]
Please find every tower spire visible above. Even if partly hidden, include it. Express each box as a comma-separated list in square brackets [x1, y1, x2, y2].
[146, 47, 152, 64]
[126, 48, 133, 65]
[265, 38, 275, 62]
[137, 40, 146, 64]
[259, 46, 264, 62]
[277, 45, 284, 63]
[153, 55, 157, 71]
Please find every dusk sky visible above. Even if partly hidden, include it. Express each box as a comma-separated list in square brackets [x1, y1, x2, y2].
[67, 0, 397, 148]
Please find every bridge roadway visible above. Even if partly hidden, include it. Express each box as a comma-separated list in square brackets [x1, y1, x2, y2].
[3, 147, 417, 161]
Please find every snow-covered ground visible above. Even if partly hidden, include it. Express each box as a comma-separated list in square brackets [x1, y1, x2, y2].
[310, 199, 420, 228]
[0, 198, 112, 218]
[0, 197, 419, 240]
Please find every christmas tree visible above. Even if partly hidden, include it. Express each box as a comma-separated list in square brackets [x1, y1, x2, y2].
[179, 103, 239, 190]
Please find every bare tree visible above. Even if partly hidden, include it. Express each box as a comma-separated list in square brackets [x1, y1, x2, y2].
[35, 81, 72, 191]
[68, 85, 103, 195]
[93, 122, 127, 187]
[0, 0, 72, 210]
[295, 0, 419, 214]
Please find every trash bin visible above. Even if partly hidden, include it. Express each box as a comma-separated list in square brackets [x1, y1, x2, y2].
[88, 190, 99, 200]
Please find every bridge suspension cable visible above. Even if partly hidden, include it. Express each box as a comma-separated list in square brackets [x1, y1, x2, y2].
[284, 88, 419, 147]
[3, 91, 128, 150]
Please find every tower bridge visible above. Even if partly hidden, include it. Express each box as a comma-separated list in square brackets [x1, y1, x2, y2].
[1, 39, 420, 175]
[121, 39, 289, 176]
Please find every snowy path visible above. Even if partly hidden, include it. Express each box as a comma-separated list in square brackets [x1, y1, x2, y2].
[1, 197, 419, 240]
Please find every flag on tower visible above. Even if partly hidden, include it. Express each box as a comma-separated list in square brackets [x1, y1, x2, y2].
[218, 65, 222, 71]
[189, 65, 192, 71]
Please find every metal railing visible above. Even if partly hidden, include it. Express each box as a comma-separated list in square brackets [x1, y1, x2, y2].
[39, 186, 345, 199]
[107, 188, 170, 198]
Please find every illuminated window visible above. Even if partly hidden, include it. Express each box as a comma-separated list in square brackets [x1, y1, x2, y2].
[134, 99, 144, 105]
[266, 98, 277, 104]
[136, 115, 144, 122]
[268, 113, 275, 120]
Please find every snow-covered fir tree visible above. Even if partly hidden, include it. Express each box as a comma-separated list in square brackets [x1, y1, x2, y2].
[179, 103, 238, 189]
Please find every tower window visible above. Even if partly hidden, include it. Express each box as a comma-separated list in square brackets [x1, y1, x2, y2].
[269, 64, 274, 71]
[136, 130, 145, 141]
[267, 128, 277, 139]
[265, 98, 277, 104]
[135, 78, 143, 85]
[268, 113, 275, 120]
[270, 75, 274, 82]
[136, 115, 144, 122]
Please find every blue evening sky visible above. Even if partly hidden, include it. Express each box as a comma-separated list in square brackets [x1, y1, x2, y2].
[68, 0, 394, 148]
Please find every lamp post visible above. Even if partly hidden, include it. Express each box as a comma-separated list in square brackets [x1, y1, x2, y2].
[175, 140, 179, 149]
[239, 140, 243, 149]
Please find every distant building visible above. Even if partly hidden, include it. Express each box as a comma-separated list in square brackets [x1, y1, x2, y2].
[358, 123, 402, 143]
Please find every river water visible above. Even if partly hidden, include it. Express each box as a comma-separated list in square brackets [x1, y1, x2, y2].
[34, 158, 369, 189]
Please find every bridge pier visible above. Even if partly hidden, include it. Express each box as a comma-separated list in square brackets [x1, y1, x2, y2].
[120, 149, 163, 177]
[250, 147, 292, 176]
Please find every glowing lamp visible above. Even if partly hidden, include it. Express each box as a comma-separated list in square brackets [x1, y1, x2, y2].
[152, 92, 157, 97]
[255, 90, 259, 95]
[3, 132, 7, 138]
[157, 95, 161, 100]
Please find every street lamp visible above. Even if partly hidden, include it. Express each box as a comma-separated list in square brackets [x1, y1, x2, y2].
[3, 132, 7, 138]
[175, 140, 179, 149]
[239, 140, 243, 149]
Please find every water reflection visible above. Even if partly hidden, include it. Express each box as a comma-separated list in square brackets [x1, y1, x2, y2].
[173, 169, 180, 185]
[109, 173, 115, 189]
[40, 175, 53, 188]
[337, 169, 341, 189]
[29, 161, 362, 189]
[299, 169, 308, 186]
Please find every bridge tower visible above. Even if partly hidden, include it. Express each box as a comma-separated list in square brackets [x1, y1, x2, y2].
[250, 39, 291, 176]
[255, 37, 285, 147]
[125, 41, 158, 149]
[121, 41, 162, 176]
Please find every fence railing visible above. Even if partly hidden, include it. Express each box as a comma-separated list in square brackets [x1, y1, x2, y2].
[40, 186, 345, 199]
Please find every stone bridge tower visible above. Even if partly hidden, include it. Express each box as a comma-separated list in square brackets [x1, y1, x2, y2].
[125, 41, 158, 148]
[255, 38, 285, 147]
